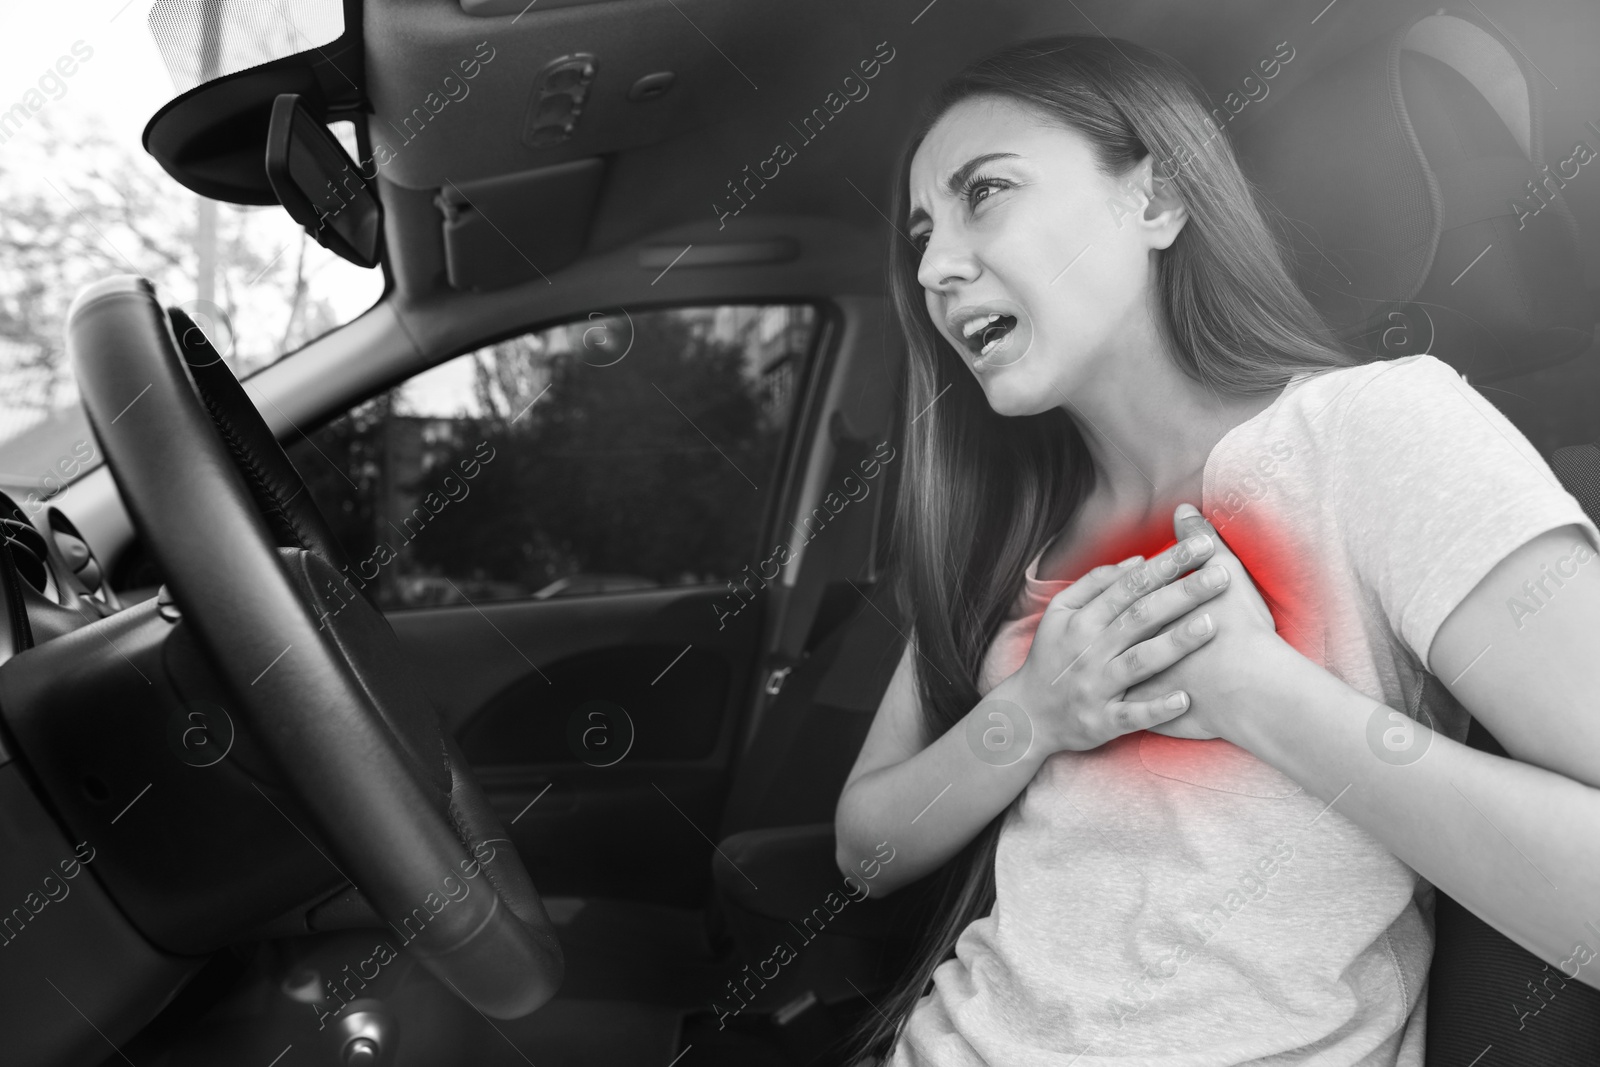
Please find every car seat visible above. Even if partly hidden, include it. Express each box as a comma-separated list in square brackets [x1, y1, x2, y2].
[1235, 12, 1600, 1059]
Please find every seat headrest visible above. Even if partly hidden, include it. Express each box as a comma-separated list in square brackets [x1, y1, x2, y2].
[1235, 12, 1592, 383]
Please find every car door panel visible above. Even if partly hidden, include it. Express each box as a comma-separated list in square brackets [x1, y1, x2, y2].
[278, 303, 825, 908]
[388, 561, 769, 906]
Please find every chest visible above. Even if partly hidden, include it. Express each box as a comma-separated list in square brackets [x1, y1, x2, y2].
[1033, 473, 1330, 667]
[1034, 479, 1207, 584]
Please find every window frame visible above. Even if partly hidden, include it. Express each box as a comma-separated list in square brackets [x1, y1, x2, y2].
[283, 297, 840, 611]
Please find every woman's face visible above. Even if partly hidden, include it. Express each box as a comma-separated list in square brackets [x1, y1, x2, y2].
[908, 94, 1184, 416]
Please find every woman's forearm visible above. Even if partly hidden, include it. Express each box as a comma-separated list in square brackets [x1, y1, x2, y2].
[1236, 644, 1600, 990]
[835, 674, 1052, 898]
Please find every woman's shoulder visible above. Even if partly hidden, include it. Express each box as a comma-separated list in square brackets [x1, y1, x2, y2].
[1268, 351, 1585, 535]
[1209, 355, 1464, 495]
[1279, 353, 1466, 437]
[1207, 353, 1511, 532]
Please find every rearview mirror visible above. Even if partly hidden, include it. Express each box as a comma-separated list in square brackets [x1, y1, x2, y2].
[265, 94, 383, 268]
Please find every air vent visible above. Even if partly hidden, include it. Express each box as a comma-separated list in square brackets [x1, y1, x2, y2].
[48, 509, 119, 609]
[0, 494, 55, 601]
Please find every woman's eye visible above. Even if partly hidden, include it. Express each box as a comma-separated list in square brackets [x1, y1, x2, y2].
[909, 177, 1008, 254]
[964, 177, 1008, 209]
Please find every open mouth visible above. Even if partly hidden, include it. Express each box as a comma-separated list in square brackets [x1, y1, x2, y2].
[963, 313, 1019, 360]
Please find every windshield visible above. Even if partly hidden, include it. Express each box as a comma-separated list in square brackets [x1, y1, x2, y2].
[0, 0, 383, 504]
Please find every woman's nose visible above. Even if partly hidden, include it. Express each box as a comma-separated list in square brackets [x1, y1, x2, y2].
[916, 229, 980, 292]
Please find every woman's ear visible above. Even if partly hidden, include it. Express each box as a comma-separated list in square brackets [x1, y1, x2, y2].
[1131, 155, 1188, 249]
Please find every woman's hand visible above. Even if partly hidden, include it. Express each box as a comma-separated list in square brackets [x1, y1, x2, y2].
[999, 531, 1233, 753]
[1131, 503, 1290, 740]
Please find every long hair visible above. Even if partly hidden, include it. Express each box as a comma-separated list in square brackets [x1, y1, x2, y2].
[837, 34, 1368, 1066]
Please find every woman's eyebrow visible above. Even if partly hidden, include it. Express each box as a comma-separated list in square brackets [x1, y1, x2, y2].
[906, 151, 1022, 228]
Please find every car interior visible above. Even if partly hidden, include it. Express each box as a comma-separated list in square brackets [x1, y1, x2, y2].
[3, 0, 1600, 1064]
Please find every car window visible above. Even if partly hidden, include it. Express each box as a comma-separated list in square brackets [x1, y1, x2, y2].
[284, 304, 820, 609]
[0, 1, 382, 508]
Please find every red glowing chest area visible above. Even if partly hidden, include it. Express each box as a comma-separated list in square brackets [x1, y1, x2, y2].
[1029, 502, 1330, 668]
[1002, 502, 1334, 791]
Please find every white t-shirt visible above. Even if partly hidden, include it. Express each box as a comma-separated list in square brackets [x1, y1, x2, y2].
[887, 354, 1600, 1066]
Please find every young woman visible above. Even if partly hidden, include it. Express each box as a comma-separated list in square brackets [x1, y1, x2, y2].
[833, 35, 1600, 1066]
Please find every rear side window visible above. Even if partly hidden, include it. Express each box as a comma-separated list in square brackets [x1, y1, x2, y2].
[286, 304, 819, 609]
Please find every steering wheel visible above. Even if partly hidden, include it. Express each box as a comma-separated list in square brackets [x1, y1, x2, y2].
[64, 275, 563, 1019]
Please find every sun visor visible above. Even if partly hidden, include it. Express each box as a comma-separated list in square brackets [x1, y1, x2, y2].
[434, 158, 606, 291]
[1235, 11, 1591, 382]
